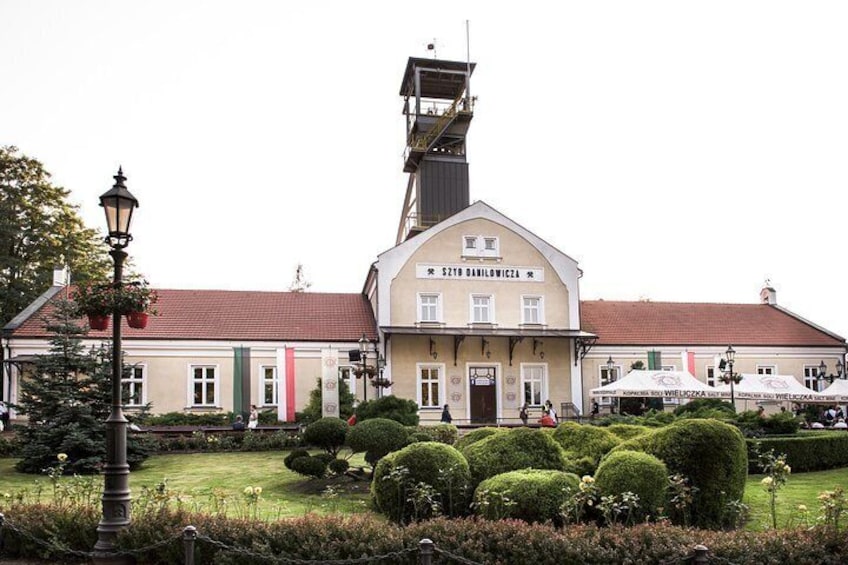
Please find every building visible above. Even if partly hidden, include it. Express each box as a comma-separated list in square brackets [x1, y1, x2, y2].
[2, 57, 846, 422]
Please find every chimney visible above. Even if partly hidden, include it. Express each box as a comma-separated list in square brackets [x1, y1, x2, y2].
[760, 282, 777, 305]
[52, 266, 69, 287]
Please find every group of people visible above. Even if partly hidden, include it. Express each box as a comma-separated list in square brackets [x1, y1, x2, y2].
[439, 400, 559, 427]
[231, 405, 260, 431]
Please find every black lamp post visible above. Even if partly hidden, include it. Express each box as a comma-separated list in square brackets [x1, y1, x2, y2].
[358, 334, 369, 403]
[817, 360, 845, 388]
[93, 168, 138, 562]
[723, 345, 740, 412]
[606, 356, 618, 414]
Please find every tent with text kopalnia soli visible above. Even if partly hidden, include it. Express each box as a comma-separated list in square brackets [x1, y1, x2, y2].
[590, 370, 725, 399]
[714, 373, 836, 402]
[817, 378, 848, 403]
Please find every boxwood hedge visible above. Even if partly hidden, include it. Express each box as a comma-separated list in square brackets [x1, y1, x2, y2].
[594, 450, 668, 521]
[462, 427, 569, 488]
[746, 432, 848, 473]
[473, 468, 579, 524]
[552, 422, 621, 463]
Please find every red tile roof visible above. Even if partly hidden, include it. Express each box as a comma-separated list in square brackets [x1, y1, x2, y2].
[9, 288, 377, 342]
[581, 300, 844, 347]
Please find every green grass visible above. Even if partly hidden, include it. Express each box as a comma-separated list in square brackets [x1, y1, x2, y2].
[2, 451, 847, 530]
[0, 450, 372, 520]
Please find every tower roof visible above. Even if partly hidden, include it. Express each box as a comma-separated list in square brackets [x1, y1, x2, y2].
[399, 57, 476, 99]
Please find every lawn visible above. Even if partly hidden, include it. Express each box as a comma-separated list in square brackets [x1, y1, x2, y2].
[2, 451, 845, 530]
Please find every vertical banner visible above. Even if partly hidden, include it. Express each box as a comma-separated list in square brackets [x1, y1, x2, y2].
[286, 348, 296, 422]
[681, 350, 695, 376]
[233, 347, 244, 417]
[647, 350, 662, 370]
[277, 347, 287, 422]
[321, 348, 339, 418]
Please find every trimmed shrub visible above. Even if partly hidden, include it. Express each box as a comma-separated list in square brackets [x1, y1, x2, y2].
[761, 411, 801, 435]
[605, 424, 652, 441]
[473, 469, 579, 524]
[406, 431, 433, 444]
[284, 448, 310, 470]
[328, 458, 350, 475]
[302, 417, 348, 456]
[355, 395, 420, 426]
[594, 450, 668, 522]
[674, 399, 735, 418]
[289, 455, 328, 478]
[463, 427, 569, 488]
[613, 418, 748, 529]
[454, 426, 505, 452]
[552, 422, 621, 462]
[745, 432, 848, 473]
[347, 418, 409, 466]
[408, 423, 459, 445]
[372, 441, 470, 523]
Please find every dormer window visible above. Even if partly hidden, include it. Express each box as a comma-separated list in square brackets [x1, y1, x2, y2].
[464, 237, 478, 251]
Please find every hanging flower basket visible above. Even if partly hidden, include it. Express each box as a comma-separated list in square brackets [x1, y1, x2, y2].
[87, 314, 110, 331]
[353, 366, 377, 379]
[371, 377, 393, 388]
[114, 280, 159, 316]
[126, 311, 149, 329]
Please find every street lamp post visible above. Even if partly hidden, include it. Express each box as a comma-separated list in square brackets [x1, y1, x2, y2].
[817, 360, 845, 389]
[358, 334, 369, 403]
[93, 168, 138, 563]
[606, 356, 618, 414]
[724, 345, 739, 412]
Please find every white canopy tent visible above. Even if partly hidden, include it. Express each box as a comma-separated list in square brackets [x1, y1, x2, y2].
[590, 370, 726, 399]
[819, 379, 848, 403]
[715, 373, 836, 403]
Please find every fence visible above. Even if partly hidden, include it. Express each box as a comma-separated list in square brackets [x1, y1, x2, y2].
[0, 512, 724, 564]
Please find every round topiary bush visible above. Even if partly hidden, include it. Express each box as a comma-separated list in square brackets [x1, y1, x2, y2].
[552, 422, 621, 462]
[594, 450, 668, 522]
[289, 455, 329, 479]
[612, 418, 748, 529]
[454, 427, 505, 452]
[406, 431, 433, 444]
[284, 448, 310, 470]
[302, 417, 348, 456]
[355, 395, 420, 425]
[463, 427, 569, 488]
[347, 418, 409, 466]
[372, 441, 470, 523]
[328, 458, 350, 475]
[604, 424, 652, 441]
[473, 469, 579, 525]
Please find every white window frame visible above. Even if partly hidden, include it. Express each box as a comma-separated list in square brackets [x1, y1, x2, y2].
[462, 235, 500, 258]
[482, 237, 500, 257]
[470, 293, 495, 324]
[260, 365, 277, 407]
[187, 364, 220, 408]
[122, 364, 147, 407]
[804, 365, 822, 392]
[339, 365, 355, 397]
[520, 363, 547, 407]
[417, 292, 442, 323]
[706, 365, 716, 387]
[463, 236, 478, 254]
[521, 295, 544, 325]
[757, 365, 776, 375]
[416, 363, 445, 409]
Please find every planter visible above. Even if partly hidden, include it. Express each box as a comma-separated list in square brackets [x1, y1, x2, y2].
[87, 314, 110, 331]
[126, 311, 149, 329]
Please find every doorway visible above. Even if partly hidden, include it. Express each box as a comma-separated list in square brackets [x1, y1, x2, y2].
[469, 366, 497, 423]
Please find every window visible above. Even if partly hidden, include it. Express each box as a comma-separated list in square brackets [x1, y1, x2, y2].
[261, 366, 277, 406]
[706, 366, 716, 387]
[190, 365, 218, 407]
[418, 365, 442, 408]
[471, 294, 493, 323]
[521, 364, 546, 407]
[599, 364, 620, 406]
[418, 293, 441, 323]
[122, 365, 145, 407]
[757, 365, 776, 375]
[804, 365, 822, 391]
[339, 366, 355, 396]
[464, 236, 477, 251]
[522, 296, 543, 324]
[462, 235, 499, 257]
[483, 237, 499, 256]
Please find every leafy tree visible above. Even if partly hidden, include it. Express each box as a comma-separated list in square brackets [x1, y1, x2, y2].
[0, 146, 110, 326]
[14, 299, 152, 474]
[296, 377, 355, 424]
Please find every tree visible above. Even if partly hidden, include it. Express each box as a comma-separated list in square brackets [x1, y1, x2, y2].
[0, 146, 110, 327]
[297, 377, 355, 424]
[14, 298, 152, 474]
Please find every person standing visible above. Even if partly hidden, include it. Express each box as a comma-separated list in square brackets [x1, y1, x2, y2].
[545, 400, 558, 424]
[248, 405, 259, 430]
[519, 403, 529, 425]
[0, 400, 8, 432]
[440, 404, 452, 424]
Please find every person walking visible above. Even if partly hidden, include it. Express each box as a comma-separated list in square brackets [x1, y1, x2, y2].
[519, 403, 529, 425]
[440, 404, 453, 424]
[248, 405, 259, 430]
[545, 400, 558, 424]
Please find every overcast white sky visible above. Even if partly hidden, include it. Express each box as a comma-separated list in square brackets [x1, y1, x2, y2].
[3, 1, 848, 339]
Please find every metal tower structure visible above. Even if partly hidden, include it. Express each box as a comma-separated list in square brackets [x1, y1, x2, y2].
[396, 57, 476, 243]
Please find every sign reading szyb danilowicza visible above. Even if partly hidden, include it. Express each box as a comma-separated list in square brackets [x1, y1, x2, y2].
[416, 264, 544, 282]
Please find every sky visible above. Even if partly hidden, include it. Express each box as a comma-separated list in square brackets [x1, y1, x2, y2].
[3, 1, 848, 338]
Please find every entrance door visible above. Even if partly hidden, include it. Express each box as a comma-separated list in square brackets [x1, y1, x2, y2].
[469, 366, 497, 423]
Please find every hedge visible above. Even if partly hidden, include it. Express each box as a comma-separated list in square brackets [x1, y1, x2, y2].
[454, 426, 504, 452]
[746, 432, 848, 473]
[613, 419, 747, 529]
[594, 450, 668, 522]
[552, 422, 621, 463]
[462, 427, 569, 488]
[473, 469, 579, 524]
[3, 505, 848, 564]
